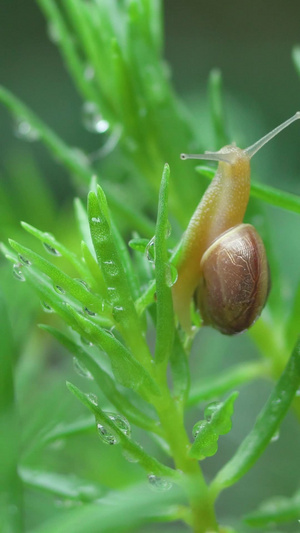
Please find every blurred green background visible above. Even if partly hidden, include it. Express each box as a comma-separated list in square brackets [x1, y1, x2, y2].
[1, 1, 300, 531]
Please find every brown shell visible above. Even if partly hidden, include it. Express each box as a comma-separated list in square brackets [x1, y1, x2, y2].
[195, 224, 270, 335]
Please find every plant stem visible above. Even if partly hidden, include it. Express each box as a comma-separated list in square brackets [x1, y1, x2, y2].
[153, 384, 219, 532]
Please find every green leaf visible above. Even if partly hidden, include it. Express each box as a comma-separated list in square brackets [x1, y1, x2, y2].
[88, 187, 152, 370]
[80, 241, 107, 296]
[30, 482, 183, 533]
[136, 237, 184, 316]
[244, 489, 300, 527]
[188, 392, 238, 460]
[187, 361, 268, 407]
[285, 277, 300, 351]
[67, 382, 177, 480]
[20, 467, 104, 502]
[0, 295, 24, 532]
[9, 239, 109, 318]
[74, 198, 94, 253]
[211, 337, 300, 493]
[128, 237, 150, 253]
[169, 332, 190, 404]
[154, 164, 174, 366]
[21, 221, 86, 277]
[39, 416, 95, 447]
[65, 304, 160, 402]
[41, 325, 160, 433]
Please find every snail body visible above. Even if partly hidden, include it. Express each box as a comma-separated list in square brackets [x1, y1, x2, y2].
[173, 113, 300, 334]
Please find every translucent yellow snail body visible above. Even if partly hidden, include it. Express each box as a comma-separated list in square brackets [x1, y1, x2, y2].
[172, 113, 300, 334]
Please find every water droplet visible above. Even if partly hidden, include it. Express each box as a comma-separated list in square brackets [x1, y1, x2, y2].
[204, 401, 222, 421]
[80, 336, 93, 347]
[54, 285, 65, 294]
[84, 64, 95, 81]
[18, 254, 31, 266]
[296, 387, 300, 397]
[107, 413, 131, 437]
[97, 423, 119, 445]
[41, 301, 53, 313]
[148, 474, 172, 492]
[82, 102, 109, 134]
[14, 118, 40, 142]
[86, 393, 98, 406]
[43, 242, 61, 256]
[192, 420, 207, 439]
[47, 22, 60, 43]
[271, 429, 280, 443]
[12, 263, 25, 282]
[165, 263, 178, 287]
[112, 306, 124, 322]
[75, 279, 90, 291]
[91, 217, 101, 224]
[84, 307, 97, 317]
[146, 237, 155, 262]
[73, 357, 93, 380]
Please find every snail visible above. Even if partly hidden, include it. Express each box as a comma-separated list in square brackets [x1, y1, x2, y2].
[172, 112, 300, 335]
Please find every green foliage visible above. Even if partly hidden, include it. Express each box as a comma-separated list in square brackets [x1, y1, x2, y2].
[189, 392, 238, 460]
[1, 1, 300, 532]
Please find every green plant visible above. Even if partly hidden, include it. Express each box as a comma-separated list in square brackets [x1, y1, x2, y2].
[1, 1, 300, 532]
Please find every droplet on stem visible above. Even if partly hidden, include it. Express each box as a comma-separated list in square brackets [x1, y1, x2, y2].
[82, 102, 109, 134]
[73, 357, 93, 380]
[43, 242, 61, 256]
[148, 474, 172, 492]
[12, 263, 26, 282]
[14, 118, 40, 142]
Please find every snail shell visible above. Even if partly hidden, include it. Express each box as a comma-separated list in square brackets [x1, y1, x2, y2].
[195, 224, 270, 335]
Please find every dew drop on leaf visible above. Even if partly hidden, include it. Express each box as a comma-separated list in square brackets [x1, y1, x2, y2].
[14, 118, 40, 142]
[148, 474, 172, 492]
[73, 357, 93, 380]
[271, 429, 280, 443]
[146, 237, 155, 262]
[41, 301, 53, 313]
[80, 336, 93, 347]
[107, 413, 131, 437]
[192, 420, 206, 439]
[112, 306, 124, 322]
[75, 279, 91, 291]
[204, 401, 223, 421]
[18, 254, 31, 266]
[82, 102, 110, 134]
[54, 285, 65, 294]
[84, 307, 97, 317]
[43, 242, 61, 256]
[12, 263, 26, 282]
[165, 263, 178, 287]
[86, 393, 98, 406]
[96, 423, 119, 445]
